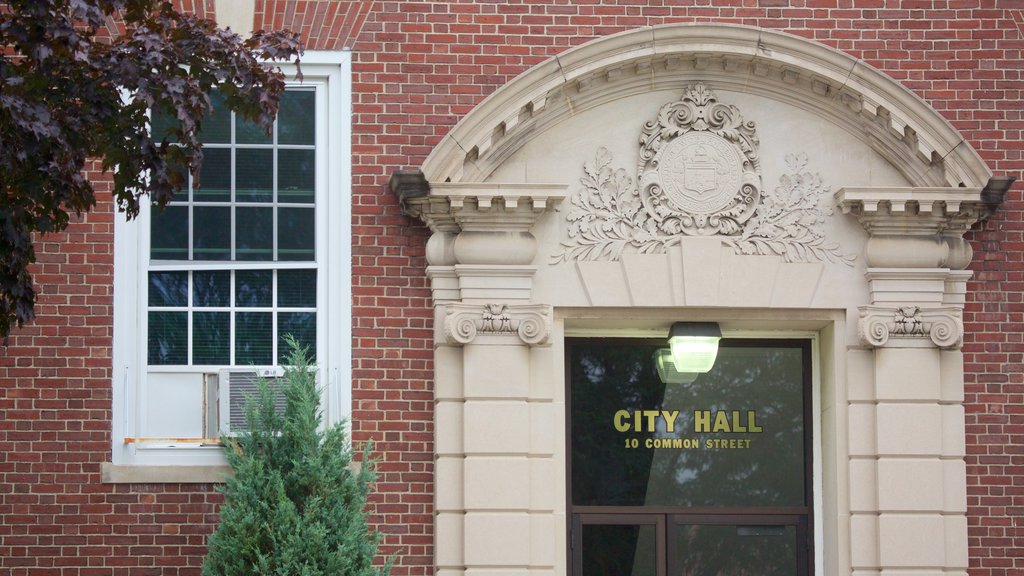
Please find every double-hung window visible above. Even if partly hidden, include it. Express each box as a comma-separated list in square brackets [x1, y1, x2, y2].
[110, 54, 350, 470]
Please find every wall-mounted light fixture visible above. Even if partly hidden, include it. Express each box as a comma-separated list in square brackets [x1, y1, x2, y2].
[667, 321, 722, 373]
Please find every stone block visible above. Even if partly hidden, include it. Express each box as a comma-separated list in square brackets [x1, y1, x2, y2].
[436, 401, 464, 456]
[435, 456, 464, 512]
[436, 512, 464, 568]
[848, 403, 877, 456]
[941, 404, 965, 457]
[876, 458, 942, 511]
[849, 513, 879, 568]
[434, 345, 465, 400]
[530, 458, 555, 511]
[874, 348, 940, 401]
[530, 513, 555, 566]
[939, 350, 964, 403]
[464, 401, 530, 454]
[464, 513, 531, 566]
[464, 457, 530, 510]
[530, 402, 555, 456]
[848, 458, 877, 512]
[875, 404, 942, 456]
[878, 514, 944, 567]
[464, 345, 530, 399]
[944, 514, 968, 568]
[943, 458, 966, 513]
[847, 349, 876, 402]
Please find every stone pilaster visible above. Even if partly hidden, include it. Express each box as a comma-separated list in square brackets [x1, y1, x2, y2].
[402, 182, 567, 576]
[837, 187, 993, 576]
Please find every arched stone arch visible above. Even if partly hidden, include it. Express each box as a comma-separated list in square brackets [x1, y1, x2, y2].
[421, 24, 991, 189]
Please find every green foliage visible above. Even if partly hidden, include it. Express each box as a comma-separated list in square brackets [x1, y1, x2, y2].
[0, 0, 302, 337]
[202, 337, 390, 576]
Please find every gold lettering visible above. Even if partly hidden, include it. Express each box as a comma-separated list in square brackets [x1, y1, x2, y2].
[662, 410, 679, 433]
[731, 410, 747, 433]
[643, 410, 659, 432]
[694, 410, 710, 433]
[748, 410, 762, 433]
[613, 410, 630, 432]
[634, 410, 641, 432]
[713, 411, 730, 432]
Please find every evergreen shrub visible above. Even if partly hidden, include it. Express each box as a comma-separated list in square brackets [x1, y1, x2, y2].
[202, 337, 390, 576]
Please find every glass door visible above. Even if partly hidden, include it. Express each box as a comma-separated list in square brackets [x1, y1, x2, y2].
[567, 338, 812, 576]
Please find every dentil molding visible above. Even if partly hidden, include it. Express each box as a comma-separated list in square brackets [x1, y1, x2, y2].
[443, 303, 552, 346]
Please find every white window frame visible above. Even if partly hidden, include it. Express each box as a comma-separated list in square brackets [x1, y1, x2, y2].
[111, 51, 351, 468]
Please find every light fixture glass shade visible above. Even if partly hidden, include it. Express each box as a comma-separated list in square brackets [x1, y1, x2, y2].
[668, 322, 722, 373]
[655, 349, 699, 384]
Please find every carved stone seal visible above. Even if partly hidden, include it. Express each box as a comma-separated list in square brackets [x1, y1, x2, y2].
[637, 83, 761, 236]
[658, 132, 744, 215]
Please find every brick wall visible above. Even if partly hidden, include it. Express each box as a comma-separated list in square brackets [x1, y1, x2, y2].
[1, 1, 1022, 574]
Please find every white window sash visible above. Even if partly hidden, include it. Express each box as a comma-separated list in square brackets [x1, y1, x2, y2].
[111, 52, 351, 466]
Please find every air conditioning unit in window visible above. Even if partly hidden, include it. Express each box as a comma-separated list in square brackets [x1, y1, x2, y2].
[217, 368, 286, 435]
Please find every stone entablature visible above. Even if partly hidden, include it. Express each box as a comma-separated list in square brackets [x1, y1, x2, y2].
[402, 183, 567, 268]
[837, 187, 995, 350]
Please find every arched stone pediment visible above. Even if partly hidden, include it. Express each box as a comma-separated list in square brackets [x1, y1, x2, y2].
[422, 23, 991, 189]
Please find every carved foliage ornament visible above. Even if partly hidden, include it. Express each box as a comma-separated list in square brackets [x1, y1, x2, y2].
[551, 83, 854, 266]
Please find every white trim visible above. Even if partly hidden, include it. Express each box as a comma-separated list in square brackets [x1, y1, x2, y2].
[111, 51, 352, 468]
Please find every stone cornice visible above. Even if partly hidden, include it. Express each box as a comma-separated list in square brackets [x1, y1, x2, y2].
[401, 183, 568, 233]
[421, 24, 992, 190]
[835, 186, 992, 236]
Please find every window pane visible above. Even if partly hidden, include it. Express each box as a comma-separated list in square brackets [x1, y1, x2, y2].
[193, 270, 230, 307]
[199, 91, 230, 144]
[193, 206, 231, 260]
[278, 91, 315, 145]
[150, 205, 189, 260]
[167, 156, 190, 203]
[278, 208, 315, 261]
[672, 524, 797, 576]
[236, 207, 273, 261]
[278, 269, 316, 308]
[236, 116, 272, 145]
[193, 311, 230, 365]
[235, 312, 272, 365]
[148, 271, 188, 307]
[148, 311, 187, 365]
[278, 149, 315, 204]
[581, 524, 656, 576]
[235, 270, 272, 308]
[150, 109, 179, 143]
[570, 342, 806, 508]
[236, 148, 273, 202]
[195, 147, 231, 202]
[278, 312, 316, 363]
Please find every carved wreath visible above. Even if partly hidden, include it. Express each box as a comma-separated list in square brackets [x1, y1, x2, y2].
[550, 83, 855, 266]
